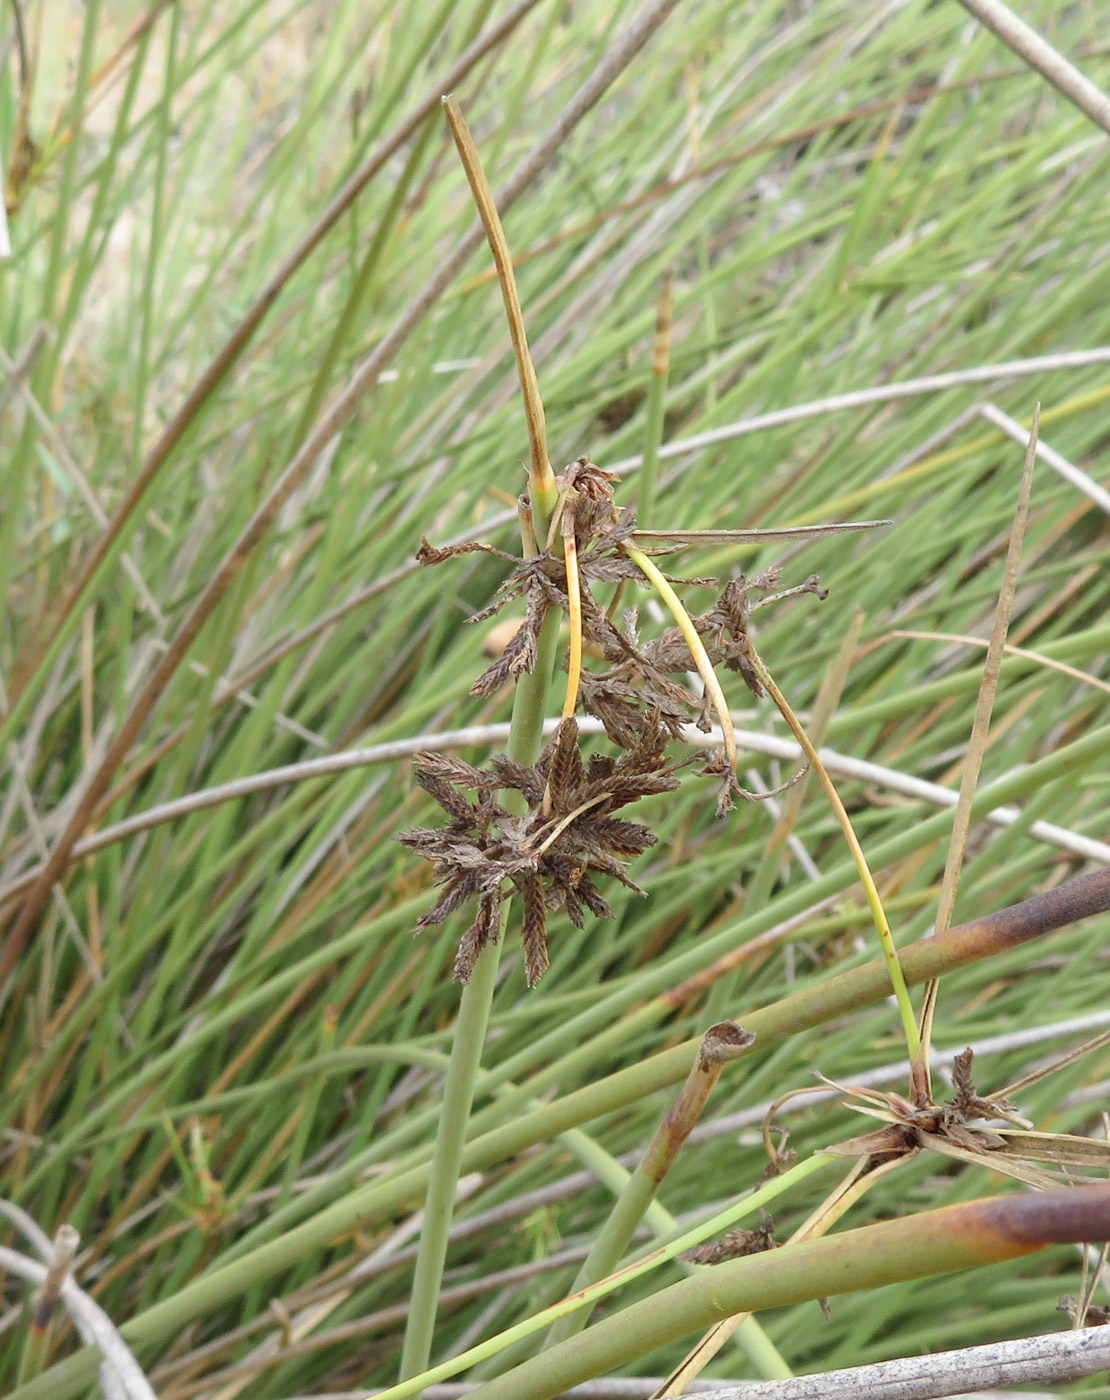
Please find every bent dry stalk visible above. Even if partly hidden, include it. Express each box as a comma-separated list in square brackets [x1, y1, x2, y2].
[543, 1021, 756, 1348]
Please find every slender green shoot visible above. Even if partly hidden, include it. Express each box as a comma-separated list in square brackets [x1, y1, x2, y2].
[637, 270, 673, 531]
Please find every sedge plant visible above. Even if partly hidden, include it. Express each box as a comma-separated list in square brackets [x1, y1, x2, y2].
[8, 5, 1110, 1398]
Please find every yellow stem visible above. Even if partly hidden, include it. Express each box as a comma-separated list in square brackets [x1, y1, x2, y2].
[443, 97, 556, 507]
[745, 646, 921, 1061]
[562, 514, 583, 721]
[622, 544, 736, 774]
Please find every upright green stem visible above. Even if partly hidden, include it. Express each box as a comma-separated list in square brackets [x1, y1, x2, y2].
[397, 933, 509, 1382]
[399, 606, 561, 1382]
[403, 97, 564, 1379]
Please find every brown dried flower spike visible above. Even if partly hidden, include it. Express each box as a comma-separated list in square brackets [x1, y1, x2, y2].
[409, 455, 886, 980]
[399, 715, 679, 985]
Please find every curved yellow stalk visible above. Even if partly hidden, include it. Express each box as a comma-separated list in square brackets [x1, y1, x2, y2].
[744, 645, 920, 1062]
[622, 544, 737, 773]
[443, 97, 557, 513]
[561, 508, 583, 720]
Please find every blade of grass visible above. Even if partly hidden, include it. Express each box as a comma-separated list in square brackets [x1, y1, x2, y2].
[636, 270, 673, 531]
[443, 95, 556, 511]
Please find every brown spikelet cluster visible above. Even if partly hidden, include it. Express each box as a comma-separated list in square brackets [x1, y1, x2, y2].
[405, 456, 832, 981]
[399, 716, 679, 985]
[683, 1213, 778, 1265]
[419, 457, 826, 812]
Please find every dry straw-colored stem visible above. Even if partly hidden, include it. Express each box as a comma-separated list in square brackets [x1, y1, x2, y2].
[3, 712, 1107, 919]
[602, 348, 1110, 477]
[980, 401, 1110, 515]
[914, 407, 1038, 1102]
[878, 628, 1110, 696]
[955, 0, 1110, 135]
[0, 1239, 155, 1400]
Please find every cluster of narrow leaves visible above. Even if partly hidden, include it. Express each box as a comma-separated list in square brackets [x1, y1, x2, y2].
[406, 457, 829, 981]
[399, 716, 679, 984]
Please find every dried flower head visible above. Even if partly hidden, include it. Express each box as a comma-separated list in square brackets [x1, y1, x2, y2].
[399, 716, 679, 985]
[408, 456, 848, 980]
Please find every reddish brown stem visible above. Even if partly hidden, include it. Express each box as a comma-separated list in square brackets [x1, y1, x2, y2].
[642, 1021, 755, 1184]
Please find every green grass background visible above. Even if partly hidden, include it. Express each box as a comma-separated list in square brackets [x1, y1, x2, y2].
[2, 0, 1110, 1393]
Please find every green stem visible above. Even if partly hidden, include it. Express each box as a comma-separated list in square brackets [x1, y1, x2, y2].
[17, 749, 1110, 1400]
[542, 1171, 656, 1345]
[374, 1155, 834, 1400]
[460, 1181, 1110, 1400]
[747, 648, 920, 1062]
[398, 932, 507, 1381]
[399, 604, 561, 1381]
